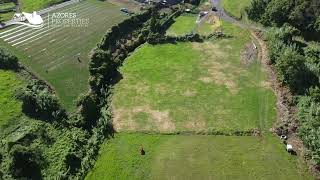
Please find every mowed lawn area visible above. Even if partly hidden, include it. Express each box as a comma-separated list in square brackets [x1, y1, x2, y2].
[112, 22, 276, 133]
[0, 0, 127, 110]
[222, 0, 252, 19]
[86, 133, 312, 180]
[167, 13, 220, 36]
[0, 70, 23, 127]
[20, 0, 66, 12]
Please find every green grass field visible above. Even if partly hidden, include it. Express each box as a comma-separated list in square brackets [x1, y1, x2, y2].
[167, 13, 221, 36]
[21, 0, 65, 12]
[166, 15, 198, 36]
[222, 0, 252, 19]
[0, 0, 127, 110]
[86, 133, 312, 180]
[0, 70, 23, 127]
[0, 2, 16, 22]
[112, 21, 276, 133]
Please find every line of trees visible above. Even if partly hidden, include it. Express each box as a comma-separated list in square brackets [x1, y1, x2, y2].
[246, 0, 320, 39]
[266, 25, 320, 166]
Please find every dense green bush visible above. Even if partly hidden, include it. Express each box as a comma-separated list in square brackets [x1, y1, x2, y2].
[16, 80, 66, 121]
[0, 47, 19, 69]
[9, 145, 44, 179]
[266, 21, 320, 166]
[266, 26, 317, 93]
[246, 0, 320, 38]
[298, 91, 320, 165]
[304, 42, 320, 83]
[75, 92, 100, 129]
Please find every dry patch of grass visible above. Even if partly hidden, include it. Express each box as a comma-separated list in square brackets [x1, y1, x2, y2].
[113, 105, 176, 133]
[193, 42, 244, 94]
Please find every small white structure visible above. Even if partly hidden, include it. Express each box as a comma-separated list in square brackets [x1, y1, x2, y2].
[185, 8, 191, 12]
[22, 11, 43, 25]
[12, 11, 43, 25]
[286, 144, 293, 152]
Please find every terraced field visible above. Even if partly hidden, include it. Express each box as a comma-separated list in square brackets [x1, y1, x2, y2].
[0, 0, 127, 110]
[87, 19, 312, 179]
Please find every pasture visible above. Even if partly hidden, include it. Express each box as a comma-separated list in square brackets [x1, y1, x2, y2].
[222, 0, 252, 19]
[86, 133, 312, 180]
[0, 0, 127, 110]
[112, 21, 276, 133]
[0, 70, 23, 127]
[166, 13, 221, 36]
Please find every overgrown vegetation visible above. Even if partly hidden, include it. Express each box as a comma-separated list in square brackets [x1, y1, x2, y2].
[247, 0, 320, 170]
[246, 0, 320, 39]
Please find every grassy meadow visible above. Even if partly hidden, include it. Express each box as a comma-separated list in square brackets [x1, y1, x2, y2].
[166, 15, 198, 36]
[0, 70, 23, 127]
[167, 13, 221, 36]
[86, 133, 312, 180]
[112, 21, 276, 133]
[0, 0, 127, 110]
[222, 0, 252, 19]
[20, 0, 66, 12]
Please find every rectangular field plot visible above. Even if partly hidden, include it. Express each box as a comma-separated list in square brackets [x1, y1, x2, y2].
[112, 22, 276, 133]
[0, 0, 127, 110]
[86, 133, 312, 180]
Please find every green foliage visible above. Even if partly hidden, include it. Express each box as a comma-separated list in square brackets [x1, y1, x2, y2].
[247, 0, 320, 36]
[9, 145, 44, 179]
[266, 26, 317, 93]
[275, 46, 309, 92]
[304, 42, 320, 82]
[16, 80, 66, 121]
[75, 93, 100, 129]
[246, 0, 267, 22]
[0, 47, 18, 70]
[298, 94, 320, 164]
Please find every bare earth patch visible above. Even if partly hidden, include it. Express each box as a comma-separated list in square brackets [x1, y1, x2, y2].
[240, 42, 258, 65]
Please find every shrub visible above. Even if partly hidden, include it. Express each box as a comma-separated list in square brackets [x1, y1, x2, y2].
[0, 47, 18, 69]
[298, 95, 320, 164]
[75, 93, 100, 129]
[9, 145, 44, 179]
[16, 80, 66, 121]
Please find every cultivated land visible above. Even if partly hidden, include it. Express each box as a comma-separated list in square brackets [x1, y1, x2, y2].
[0, 70, 23, 127]
[112, 21, 276, 133]
[222, 0, 252, 19]
[87, 18, 312, 178]
[86, 133, 312, 180]
[0, 0, 127, 110]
